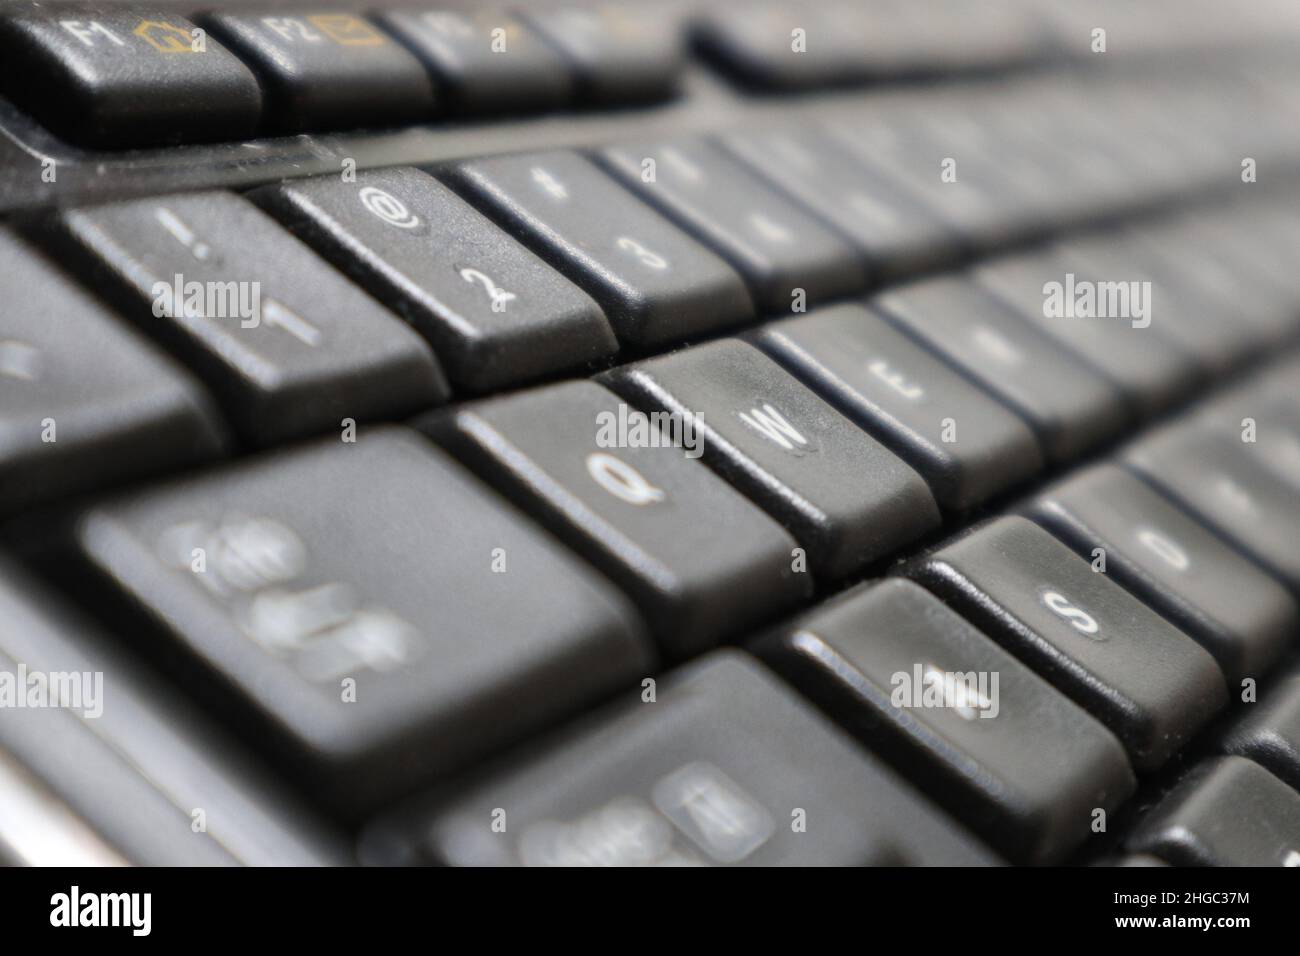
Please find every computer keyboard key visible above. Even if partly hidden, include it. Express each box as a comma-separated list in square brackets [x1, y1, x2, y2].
[0, 10, 261, 147]
[423, 380, 810, 657]
[72, 427, 651, 815]
[1027, 464, 1297, 685]
[448, 151, 753, 347]
[822, 112, 1023, 248]
[1127, 757, 1300, 866]
[1218, 668, 1300, 792]
[1196, 380, 1300, 494]
[755, 579, 1135, 864]
[518, 6, 683, 103]
[0, 230, 225, 513]
[603, 339, 940, 579]
[973, 252, 1202, 418]
[753, 304, 1043, 511]
[202, 12, 435, 133]
[873, 276, 1130, 463]
[0, 559, 348, 865]
[255, 167, 616, 392]
[1124, 422, 1300, 590]
[1053, 232, 1259, 373]
[908, 516, 1228, 770]
[375, 10, 571, 112]
[54, 191, 447, 446]
[599, 140, 867, 311]
[717, 126, 958, 277]
[363, 651, 999, 866]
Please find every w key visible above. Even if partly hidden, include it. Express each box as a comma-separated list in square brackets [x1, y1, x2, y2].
[54, 191, 448, 446]
[603, 338, 940, 579]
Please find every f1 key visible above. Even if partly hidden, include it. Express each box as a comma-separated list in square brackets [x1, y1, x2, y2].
[0, 10, 261, 147]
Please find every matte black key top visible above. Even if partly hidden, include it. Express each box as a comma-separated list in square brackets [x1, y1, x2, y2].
[0, 230, 225, 513]
[1027, 464, 1297, 685]
[1053, 232, 1259, 373]
[0, 10, 261, 147]
[599, 140, 867, 311]
[363, 651, 999, 866]
[518, 6, 683, 103]
[873, 276, 1130, 462]
[255, 167, 616, 392]
[1196, 378, 1300, 494]
[753, 304, 1042, 511]
[423, 380, 809, 657]
[603, 339, 940, 579]
[755, 579, 1135, 864]
[973, 251, 1201, 417]
[375, 9, 571, 112]
[717, 126, 958, 276]
[1127, 757, 1300, 866]
[1132, 213, 1299, 345]
[0, 559, 348, 865]
[1219, 668, 1300, 792]
[823, 112, 1021, 248]
[202, 11, 434, 132]
[448, 151, 753, 347]
[692, 1, 873, 90]
[55, 191, 447, 446]
[1124, 422, 1300, 590]
[72, 427, 651, 815]
[909, 516, 1228, 770]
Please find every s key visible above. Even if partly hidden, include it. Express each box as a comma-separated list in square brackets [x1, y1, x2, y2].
[255, 167, 617, 392]
[1027, 464, 1297, 685]
[447, 151, 753, 348]
[53, 191, 448, 446]
[908, 516, 1227, 770]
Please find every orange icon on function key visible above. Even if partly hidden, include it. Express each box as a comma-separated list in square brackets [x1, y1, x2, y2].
[305, 15, 385, 47]
[133, 20, 199, 53]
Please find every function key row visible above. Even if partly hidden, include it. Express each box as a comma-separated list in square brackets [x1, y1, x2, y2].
[0, 6, 684, 148]
[694, 0, 1300, 90]
[8, 2, 1300, 149]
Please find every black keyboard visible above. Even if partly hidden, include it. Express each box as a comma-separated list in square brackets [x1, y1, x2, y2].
[2, 0, 1300, 869]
